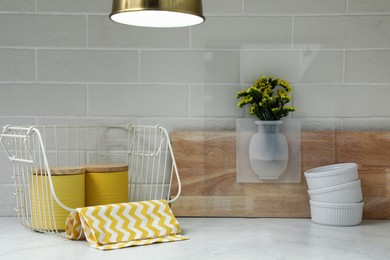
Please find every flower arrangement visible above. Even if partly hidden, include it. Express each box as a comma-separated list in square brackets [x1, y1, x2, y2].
[237, 76, 296, 121]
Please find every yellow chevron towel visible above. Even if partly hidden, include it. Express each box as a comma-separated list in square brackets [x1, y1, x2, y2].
[65, 200, 188, 250]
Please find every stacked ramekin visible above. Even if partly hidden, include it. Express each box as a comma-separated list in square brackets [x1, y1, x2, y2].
[304, 163, 364, 226]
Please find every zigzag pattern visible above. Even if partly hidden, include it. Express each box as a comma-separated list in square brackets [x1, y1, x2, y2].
[65, 200, 188, 250]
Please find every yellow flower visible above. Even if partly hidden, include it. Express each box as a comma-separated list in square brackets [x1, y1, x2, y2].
[237, 75, 295, 120]
[237, 90, 246, 95]
[284, 105, 296, 111]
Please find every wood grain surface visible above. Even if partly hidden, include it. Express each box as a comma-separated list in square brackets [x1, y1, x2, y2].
[170, 131, 390, 219]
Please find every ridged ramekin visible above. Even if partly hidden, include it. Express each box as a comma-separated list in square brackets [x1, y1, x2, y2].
[308, 179, 362, 203]
[304, 163, 358, 190]
[309, 200, 364, 226]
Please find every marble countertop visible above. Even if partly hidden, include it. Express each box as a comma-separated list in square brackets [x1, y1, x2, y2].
[1, 217, 389, 260]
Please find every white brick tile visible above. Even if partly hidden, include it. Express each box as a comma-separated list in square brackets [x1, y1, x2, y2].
[241, 50, 343, 84]
[0, 14, 86, 47]
[299, 118, 341, 131]
[203, 0, 242, 14]
[292, 85, 337, 117]
[88, 15, 189, 49]
[0, 0, 35, 12]
[190, 84, 242, 117]
[37, 0, 110, 13]
[0, 185, 17, 216]
[342, 118, 390, 130]
[244, 0, 346, 14]
[141, 50, 240, 83]
[336, 85, 390, 117]
[88, 84, 188, 117]
[0, 49, 35, 81]
[295, 84, 390, 118]
[346, 50, 390, 83]
[138, 118, 237, 131]
[0, 84, 87, 116]
[294, 16, 390, 49]
[191, 16, 291, 49]
[0, 117, 35, 130]
[34, 117, 138, 127]
[34, 117, 237, 132]
[38, 50, 138, 83]
[0, 153, 13, 184]
[349, 0, 390, 13]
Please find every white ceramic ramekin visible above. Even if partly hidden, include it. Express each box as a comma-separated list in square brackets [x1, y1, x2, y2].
[307, 179, 362, 203]
[309, 200, 364, 226]
[304, 163, 358, 190]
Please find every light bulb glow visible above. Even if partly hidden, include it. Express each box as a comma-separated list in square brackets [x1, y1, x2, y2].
[111, 10, 204, 28]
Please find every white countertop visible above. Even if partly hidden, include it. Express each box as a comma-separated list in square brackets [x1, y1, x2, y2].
[1, 217, 389, 260]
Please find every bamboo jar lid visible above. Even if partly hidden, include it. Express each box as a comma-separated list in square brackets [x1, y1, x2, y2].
[83, 164, 128, 173]
[32, 166, 85, 176]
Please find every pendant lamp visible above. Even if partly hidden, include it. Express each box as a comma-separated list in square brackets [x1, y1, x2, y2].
[110, 0, 205, 28]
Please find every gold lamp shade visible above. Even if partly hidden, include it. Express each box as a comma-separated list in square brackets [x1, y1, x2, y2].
[110, 0, 205, 28]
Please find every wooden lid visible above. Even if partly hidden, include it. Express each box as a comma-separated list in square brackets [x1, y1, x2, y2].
[83, 164, 129, 173]
[32, 166, 85, 176]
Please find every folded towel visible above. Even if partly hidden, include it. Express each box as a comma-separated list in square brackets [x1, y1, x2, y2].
[65, 200, 188, 250]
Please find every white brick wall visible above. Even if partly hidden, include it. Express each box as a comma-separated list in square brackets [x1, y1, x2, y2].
[1, 0, 390, 215]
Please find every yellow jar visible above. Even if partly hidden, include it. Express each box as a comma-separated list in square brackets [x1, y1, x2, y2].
[84, 164, 129, 206]
[30, 167, 85, 231]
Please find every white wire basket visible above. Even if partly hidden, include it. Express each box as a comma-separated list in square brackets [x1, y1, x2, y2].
[0, 124, 181, 234]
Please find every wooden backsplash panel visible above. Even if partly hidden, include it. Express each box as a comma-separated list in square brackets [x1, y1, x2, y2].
[336, 132, 390, 218]
[171, 131, 390, 219]
[300, 131, 336, 171]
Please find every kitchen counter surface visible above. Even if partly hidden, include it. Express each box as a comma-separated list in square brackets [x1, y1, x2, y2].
[1, 217, 389, 260]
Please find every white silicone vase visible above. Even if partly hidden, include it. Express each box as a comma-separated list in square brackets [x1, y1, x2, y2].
[249, 121, 289, 179]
